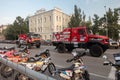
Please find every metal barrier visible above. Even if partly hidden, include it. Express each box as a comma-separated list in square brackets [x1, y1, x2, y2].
[0, 57, 56, 80]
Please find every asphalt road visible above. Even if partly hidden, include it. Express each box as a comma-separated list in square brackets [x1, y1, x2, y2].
[0, 43, 119, 80]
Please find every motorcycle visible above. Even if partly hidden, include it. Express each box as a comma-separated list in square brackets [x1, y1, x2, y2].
[0, 46, 29, 78]
[15, 49, 56, 80]
[0, 46, 15, 66]
[0, 46, 15, 58]
[103, 53, 120, 80]
[53, 51, 90, 80]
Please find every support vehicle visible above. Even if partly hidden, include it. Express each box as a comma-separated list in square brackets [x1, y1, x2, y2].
[52, 26, 109, 57]
[16, 32, 41, 49]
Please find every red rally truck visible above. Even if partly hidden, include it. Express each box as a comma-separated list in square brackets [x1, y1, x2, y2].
[16, 32, 41, 49]
[52, 26, 109, 57]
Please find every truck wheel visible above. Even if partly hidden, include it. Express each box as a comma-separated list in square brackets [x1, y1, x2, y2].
[57, 44, 65, 53]
[90, 45, 103, 57]
[36, 43, 41, 48]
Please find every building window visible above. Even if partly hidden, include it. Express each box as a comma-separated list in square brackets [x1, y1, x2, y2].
[60, 26, 61, 31]
[38, 19, 40, 23]
[50, 16, 51, 21]
[44, 17, 46, 22]
[59, 17, 61, 22]
[50, 35, 51, 40]
[56, 16, 58, 21]
[57, 25, 58, 31]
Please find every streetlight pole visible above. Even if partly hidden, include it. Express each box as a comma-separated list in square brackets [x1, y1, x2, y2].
[104, 6, 108, 37]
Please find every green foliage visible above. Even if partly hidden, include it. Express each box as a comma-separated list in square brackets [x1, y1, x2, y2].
[106, 8, 119, 40]
[92, 14, 101, 34]
[91, 8, 120, 40]
[3, 16, 29, 40]
[68, 5, 92, 28]
[68, 5, 82, 27]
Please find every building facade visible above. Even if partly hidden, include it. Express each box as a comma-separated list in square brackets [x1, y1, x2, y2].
[0, 25, 8, 34]
[29, 8, 70, 40]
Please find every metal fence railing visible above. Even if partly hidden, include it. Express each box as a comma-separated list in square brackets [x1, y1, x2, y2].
[0, 56, 56, 80]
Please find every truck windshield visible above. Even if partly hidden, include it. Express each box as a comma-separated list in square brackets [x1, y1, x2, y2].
[31, 34, 41, 38]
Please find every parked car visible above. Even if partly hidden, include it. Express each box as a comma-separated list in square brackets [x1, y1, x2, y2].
[109, 39, 119, 49]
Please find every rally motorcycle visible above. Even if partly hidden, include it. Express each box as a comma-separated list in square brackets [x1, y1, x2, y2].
[103, 53, 120, 80]
[53, 51, 90, 80]
[0, 46, 29, 78]
[15, 49, 56, 80]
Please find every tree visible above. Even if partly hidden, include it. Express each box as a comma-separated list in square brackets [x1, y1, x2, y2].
[68, 5, 82, 28]
[92, 8, 120, 40]
[92, 14, 100, 34]
[86, 16, 92, 30]
[106, 8, 120, 40]
[3, 16, 29, 40]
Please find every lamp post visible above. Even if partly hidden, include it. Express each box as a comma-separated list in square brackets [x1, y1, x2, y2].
[104, 6, 108, 37]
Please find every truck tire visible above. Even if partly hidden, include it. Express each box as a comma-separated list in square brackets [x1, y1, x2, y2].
[36, 43, 41, 48]
[57, 44, 65, 53]
[90, 45, 103, 57]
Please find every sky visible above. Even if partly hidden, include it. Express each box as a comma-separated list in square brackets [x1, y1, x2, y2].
[0, 0, 120, 25]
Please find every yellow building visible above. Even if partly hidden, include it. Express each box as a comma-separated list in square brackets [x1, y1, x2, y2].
[29, 7, 70, 40]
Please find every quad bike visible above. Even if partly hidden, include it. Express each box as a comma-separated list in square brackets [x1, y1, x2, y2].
[14, 49, 56, 80]
[53, 51, 90, 80]
[103, 53, 120, 80]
